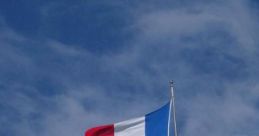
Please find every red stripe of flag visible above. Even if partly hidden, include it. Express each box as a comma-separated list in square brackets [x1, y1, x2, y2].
[85, 124, 114, 136]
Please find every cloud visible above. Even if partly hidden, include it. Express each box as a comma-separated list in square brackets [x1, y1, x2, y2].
[116, 0, 259, 135]
[0, 22, 159, 136]
[1, 0, 259, 136]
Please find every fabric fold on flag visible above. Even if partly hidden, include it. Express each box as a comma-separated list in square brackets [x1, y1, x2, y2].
[85, 102, 171, 136]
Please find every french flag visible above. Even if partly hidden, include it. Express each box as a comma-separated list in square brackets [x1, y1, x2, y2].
[85, 102, 172, 136]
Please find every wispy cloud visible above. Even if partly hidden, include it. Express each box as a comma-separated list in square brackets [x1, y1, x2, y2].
[0, 0, 259, 136]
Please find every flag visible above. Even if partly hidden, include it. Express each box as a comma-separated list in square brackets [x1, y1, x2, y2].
[85, 102, 172, 136]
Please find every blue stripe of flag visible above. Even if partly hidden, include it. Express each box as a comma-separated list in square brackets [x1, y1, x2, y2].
[145, 102, 170, 136]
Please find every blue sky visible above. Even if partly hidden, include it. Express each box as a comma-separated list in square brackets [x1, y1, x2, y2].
[1, 0, 259, 136]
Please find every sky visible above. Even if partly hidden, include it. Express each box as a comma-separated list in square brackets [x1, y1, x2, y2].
[0, 0, 259, 136]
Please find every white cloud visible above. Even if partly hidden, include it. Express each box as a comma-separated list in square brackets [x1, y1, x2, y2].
[1, 0, 259, 136]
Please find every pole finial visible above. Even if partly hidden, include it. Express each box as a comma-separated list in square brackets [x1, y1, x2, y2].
[169, 80, 174, 87]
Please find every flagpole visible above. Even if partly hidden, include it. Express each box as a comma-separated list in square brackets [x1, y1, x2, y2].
[168, 87, 172, 136]
[169, 80, 178, 136]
